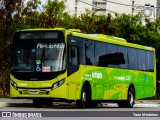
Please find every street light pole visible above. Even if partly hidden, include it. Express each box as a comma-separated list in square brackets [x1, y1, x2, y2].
[132, 0, 135, 17]
[75, 0, 78, 16]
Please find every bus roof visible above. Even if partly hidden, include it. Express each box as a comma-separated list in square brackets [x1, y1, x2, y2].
[18, 28, 155, 51]
[68, 31, 155, 52]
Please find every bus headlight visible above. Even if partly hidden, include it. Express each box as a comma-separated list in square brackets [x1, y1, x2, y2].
[52, 79, 65, 90]
[10, 80, 18, 90]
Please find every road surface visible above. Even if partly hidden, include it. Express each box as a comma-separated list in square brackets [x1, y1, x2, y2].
[0, 98, 160, 120]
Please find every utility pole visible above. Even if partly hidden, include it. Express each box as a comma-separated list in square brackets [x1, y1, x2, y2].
[156, 0, 160, 18]
[132, 0, 135, 17]
[75, 0, 78, 16]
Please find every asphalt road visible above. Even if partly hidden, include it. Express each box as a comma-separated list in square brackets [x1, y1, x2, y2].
[0, 99, 160, 120]
[0, 98, 160, 110]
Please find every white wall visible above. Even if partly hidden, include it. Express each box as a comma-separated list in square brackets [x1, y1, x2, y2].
[65, 0, 92, 16]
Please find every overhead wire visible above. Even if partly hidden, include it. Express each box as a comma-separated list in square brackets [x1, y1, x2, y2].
[78, 0, 157, 18]
[106, 0, 158, 9]
[106, 0, 132, 7]
[78, 0, 121, 14]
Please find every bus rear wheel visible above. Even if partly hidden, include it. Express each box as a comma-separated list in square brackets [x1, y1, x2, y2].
[118, 87, 135, 108]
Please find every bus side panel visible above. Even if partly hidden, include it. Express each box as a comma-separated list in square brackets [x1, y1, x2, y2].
[67, 65, 97, 100]
[67, 70, 81, 100]
[134, 72, 155, 99]
[145, 73, 156, 98]
[135, 72, 147, 99]
[79, 65, 98, 100]
[108, 69, 119, 100]
[94, 68, 109, 100]
[69, 66, 155, 101]
[109, 69, 136, 100]
[117, 69, 131, 100]
[79, 66, 109, 100]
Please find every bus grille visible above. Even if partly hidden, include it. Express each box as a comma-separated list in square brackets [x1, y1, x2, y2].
[19, 90, 50, 95]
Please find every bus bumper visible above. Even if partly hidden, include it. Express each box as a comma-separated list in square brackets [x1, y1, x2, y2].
[10, 83, 68, 99]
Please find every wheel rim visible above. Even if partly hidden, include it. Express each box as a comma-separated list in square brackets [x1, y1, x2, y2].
[129, 90, 134, 106]
[82, 91, 86, 103]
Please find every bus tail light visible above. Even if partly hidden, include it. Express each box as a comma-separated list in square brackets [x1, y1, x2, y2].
[52, 79, 65, 90]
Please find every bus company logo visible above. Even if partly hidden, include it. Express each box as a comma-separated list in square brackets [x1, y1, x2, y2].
[92, 71, 102, 79]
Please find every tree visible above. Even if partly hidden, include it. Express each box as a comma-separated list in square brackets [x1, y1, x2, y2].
[0, 0, 41, 96]
[41, 0, 66, 28]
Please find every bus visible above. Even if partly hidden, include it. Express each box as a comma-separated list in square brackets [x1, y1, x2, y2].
[10, 28, 156, 108]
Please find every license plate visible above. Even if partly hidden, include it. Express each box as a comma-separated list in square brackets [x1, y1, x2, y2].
[29, 91, 38, 95]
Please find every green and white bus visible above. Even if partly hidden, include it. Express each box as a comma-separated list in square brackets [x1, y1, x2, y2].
[10, 28, 156, 108]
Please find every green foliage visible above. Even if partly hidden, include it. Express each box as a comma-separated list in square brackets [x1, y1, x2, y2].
[41, 0, 66, 28]
[1, 0, 160, 97]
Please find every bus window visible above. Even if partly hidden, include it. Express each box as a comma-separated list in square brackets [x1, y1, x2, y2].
[146, 51, 154, 72]
[95, 42, 106, 67]
[69, 46, 78, 65]
[85, 40, 94, 65]
[117, 46, 127, 69]
[137, 49, 146, 71]
[79, 39, 86, 65]
[106, 44, 118, 68]
[128, 48, 137, 70]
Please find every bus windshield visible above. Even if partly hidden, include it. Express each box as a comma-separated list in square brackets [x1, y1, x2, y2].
[12, 43, 65, 72]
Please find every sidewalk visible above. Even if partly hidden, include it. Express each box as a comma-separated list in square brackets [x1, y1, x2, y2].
[135, 100, 160, 104]
[0, 98, 32, 103]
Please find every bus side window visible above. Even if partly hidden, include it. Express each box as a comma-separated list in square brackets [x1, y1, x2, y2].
[85, 40, 94, 65]
[137, 49, 146, 71]
[146, 51, 154, 72]
[128, 48, 137, 70]
[106, 44, 118, 68]
[69, 46, 78, 65]
[95, 42, 106, 67]
[117, 46, 128, 69]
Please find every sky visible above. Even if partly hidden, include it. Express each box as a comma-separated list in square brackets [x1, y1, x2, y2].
[40, 0, 158, 19]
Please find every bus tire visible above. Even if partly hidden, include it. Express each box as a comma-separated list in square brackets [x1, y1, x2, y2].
[118, 87, 135, 108]
[76, 85, 91, 108]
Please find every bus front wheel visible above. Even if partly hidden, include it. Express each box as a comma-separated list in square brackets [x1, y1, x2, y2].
[118, 87, 135, 108]
[76, 86, 91, 108]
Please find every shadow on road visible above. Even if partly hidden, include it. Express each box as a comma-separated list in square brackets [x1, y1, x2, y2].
[4, 101, 160, 109]
[6, 102, 119, 109]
